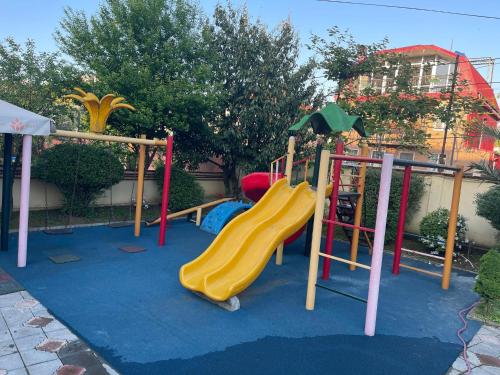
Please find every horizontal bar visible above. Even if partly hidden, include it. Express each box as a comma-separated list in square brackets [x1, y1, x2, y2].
[340, 174, 361, 177]
[401, 248, 445, 260]
[316, 284, 367, 303]
[329, 154, 460, 171]
[393, 158, 460, 171]
[330, 155, 383, 164]
[318, 252, 371, 270]
[292, 157, 313, 166]
[322, 220, 376, 233]
[271, 155, 286, 164]
[399, 263, 442, 277]
[54, 130, 167, 146]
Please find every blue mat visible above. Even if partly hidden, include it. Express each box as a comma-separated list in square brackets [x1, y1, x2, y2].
[0, 222, 480, 374]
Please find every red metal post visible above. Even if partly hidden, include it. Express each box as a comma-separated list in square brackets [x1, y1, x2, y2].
[321, 140, 344, 280]
[159, 135, 174, 246]
[392, 165, 411, 274]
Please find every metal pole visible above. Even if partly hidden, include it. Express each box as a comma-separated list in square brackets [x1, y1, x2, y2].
[349, 142, 368, 270]
[442, 169, 463, 289]
[365, 153, 394, 336]
[17, 135, 32, 267]
[276, 136, 295, 265]
[158, 135, 174, 246]
[305, 150, 330, 310]
[304, 142, 323, 256]
[392, 166, 412, 274]
[134, 135, 146, 237]
[1, 134, 13, 251]
[321, 139, 344, 280]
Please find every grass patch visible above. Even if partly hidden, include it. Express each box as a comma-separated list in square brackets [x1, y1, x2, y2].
[473, 299, 500, 325]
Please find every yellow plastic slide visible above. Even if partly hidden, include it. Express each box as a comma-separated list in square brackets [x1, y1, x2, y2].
[179, 178, 318, 302]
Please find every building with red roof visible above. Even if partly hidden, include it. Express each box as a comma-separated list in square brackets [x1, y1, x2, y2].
[349, 45, 500, 170]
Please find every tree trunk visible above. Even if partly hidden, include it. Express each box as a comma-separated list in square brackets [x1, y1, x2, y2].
[222, 165, 240, 198]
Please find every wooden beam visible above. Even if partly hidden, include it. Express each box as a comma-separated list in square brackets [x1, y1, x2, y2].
[319, 252, 371, 270]
[53, 130, 167, 146]
[400, 263, 442, 278]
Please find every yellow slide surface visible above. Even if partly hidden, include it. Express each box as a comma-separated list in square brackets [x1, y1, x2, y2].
[179, 179, 318, 302]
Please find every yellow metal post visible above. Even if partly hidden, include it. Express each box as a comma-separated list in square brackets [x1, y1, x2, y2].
[349, 142, 369, 270]
[306, 150, 330, 310]
[196, 207, 202, 226]
[442, 169, 463, 290]
[134, 135, 146, 237]
[276, 136, 295, 265]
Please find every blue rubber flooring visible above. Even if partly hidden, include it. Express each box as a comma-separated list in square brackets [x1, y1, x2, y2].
[0, 221, 480, 374]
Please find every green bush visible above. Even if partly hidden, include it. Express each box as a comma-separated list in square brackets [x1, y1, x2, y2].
[419, 208, 467, 253]
[155, 164, 204, 212]
[475, 186, 500, 231]
[33, 143, 124, 216]
[475, 248, 500, 301]
[363, 169, 426, 242]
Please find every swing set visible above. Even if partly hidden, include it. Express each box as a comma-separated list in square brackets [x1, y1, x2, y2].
[1, 90, 174, 268]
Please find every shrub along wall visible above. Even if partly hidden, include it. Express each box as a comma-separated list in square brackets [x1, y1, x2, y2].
[363, 168, 426, 243]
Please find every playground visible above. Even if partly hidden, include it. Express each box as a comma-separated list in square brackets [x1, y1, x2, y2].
[0, 222, 481, 375]
[0, 95, 494, 375]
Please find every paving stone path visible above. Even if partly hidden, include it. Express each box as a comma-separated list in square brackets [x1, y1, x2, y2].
[448, 324, 500, 375]
[0, 292, 119, 375]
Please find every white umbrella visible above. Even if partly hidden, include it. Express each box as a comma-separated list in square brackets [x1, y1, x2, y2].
[0, 99, 56, 267]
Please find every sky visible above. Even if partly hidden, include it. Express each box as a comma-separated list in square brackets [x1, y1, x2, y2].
[1, 0, 500, 93]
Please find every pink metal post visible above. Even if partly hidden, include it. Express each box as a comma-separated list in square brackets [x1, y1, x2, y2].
[17, 135, 32, 267]
[159, 135, 174, 246]
[365, 153, 394, 336]
[392, 165, 412, 274]
[321, 140, 344, 280]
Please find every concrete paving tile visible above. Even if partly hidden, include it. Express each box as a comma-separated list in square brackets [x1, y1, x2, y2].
[42, 320, 67, 333]
[30, 306, 50, 316]
[478, 354, 500, 368]
[14, 300, 39, 310]
[19, 291, 32, 300]
[19, 348, 58, 366]
[483, 366, 500, 375]
[0, 330, 11, 343]
[0, 294, 23, 309]
[25, 317, 53, 329]
[60, 350, 101, 369]
[26, 359, 63, 375]
[0, 352, 24, 371]
[477, 335, 500, 347]
[36, 339, 66, 353]
[56, 364, 86, 375]
[1, 308, 32, 327]
[10, 326, 44, 340]
[58, 341, 90, 359]
[45, 329, 78, 343]
[470, 343, 500, 358]
[452, 356, 468, 372]
[13, 333, 47, 352]
[0, 339, 16, 357]
[8, 368, 28, 375]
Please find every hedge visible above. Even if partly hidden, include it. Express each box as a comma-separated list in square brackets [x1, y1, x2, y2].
[155, 164, 204, 212]
[475, 185, 500, 231]
[363, 168, 426, 243]
[475, 247, 500, 301]
[33, 143, 124, 216]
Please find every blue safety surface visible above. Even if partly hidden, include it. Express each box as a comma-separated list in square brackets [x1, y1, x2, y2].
[0, 222, 480, 375]
[200, 200, 252, 235]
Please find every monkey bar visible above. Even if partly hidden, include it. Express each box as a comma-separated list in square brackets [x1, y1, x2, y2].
[306, 150, 394, 336]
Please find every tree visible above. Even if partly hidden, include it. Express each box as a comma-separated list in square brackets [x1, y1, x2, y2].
[0, 37, 81, 147]
[310, 28, 483, 152]
[204, 4, 322, 195]
[55, 0, 217, 167]
[0, 37, 80, 215]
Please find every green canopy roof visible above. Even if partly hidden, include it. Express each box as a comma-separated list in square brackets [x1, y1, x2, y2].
[289, 103, 367, 137]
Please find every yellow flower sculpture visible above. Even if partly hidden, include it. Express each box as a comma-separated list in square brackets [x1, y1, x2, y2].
[64, 88, 135, 133]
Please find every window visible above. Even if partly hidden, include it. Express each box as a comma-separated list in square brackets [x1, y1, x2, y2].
[372, 150, 384, 159]
[345, 148, 359, 156]
[432, 121, 446, 130]
[399, 152, 414, 161]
